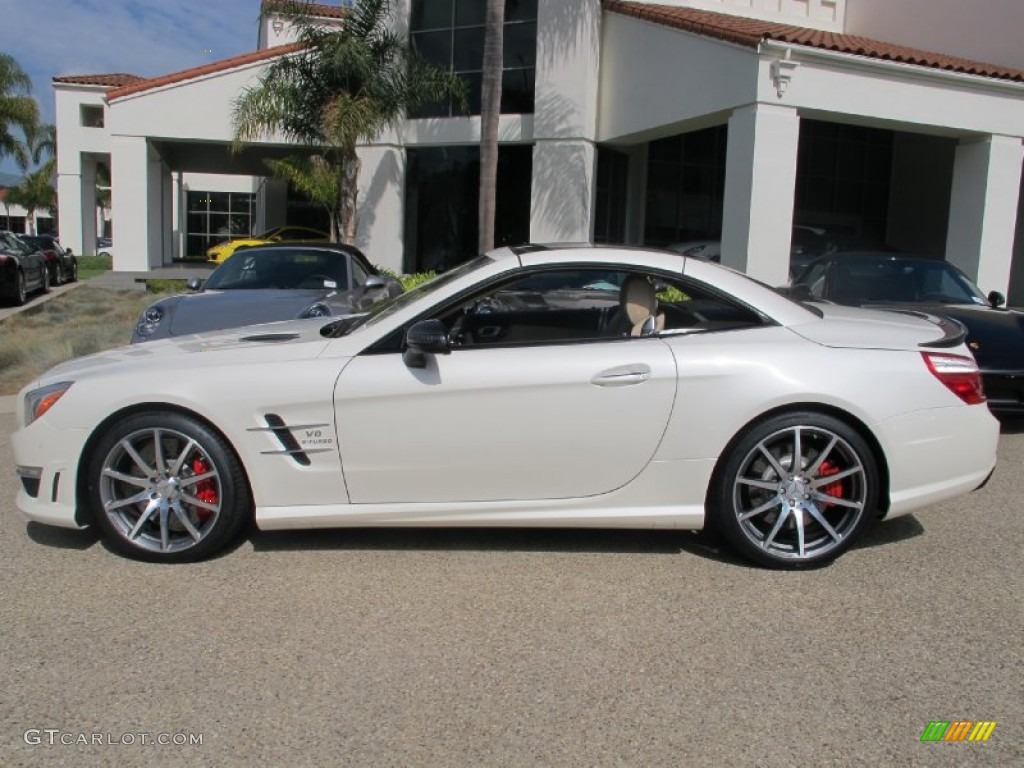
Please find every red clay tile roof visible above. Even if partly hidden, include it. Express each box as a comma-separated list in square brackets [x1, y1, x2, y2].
[107, 43, 304, 101]
[261, 0, 348, 20]
[604, 1, 1024, 83]
[52, 73, 145, 88]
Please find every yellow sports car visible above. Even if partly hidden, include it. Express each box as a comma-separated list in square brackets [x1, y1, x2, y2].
[206, 226, 329, 263]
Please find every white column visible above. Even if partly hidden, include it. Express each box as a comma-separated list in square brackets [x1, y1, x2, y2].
[110, 136, 163, 271]
[356, 145, 405, 274]
[530, 140, 597, 243]
[721, 103, 801, 285]
[57, 164, 84, 255]
[946, 135, 1024, 295]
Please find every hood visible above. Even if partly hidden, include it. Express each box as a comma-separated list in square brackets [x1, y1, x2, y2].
[856, 302, 1024, 370]
[40, 317, 335, 385]
[166, 289, 338, 336]
[789, 302, 958, 351]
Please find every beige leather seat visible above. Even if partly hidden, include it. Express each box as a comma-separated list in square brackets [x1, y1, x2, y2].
[616, 275, 666, 337]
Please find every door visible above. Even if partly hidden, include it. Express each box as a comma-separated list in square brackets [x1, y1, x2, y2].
[333, 267, 679, 504]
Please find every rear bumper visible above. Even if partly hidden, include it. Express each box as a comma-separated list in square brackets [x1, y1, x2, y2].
[877, 404, 999, 519]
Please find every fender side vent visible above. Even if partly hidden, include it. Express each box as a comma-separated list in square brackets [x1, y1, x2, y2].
[262, 413, 311, 466]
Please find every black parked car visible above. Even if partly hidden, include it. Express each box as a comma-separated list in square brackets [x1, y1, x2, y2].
[132, 243, 403, 342]
[19, 234, 78, 285]
[792, 252, 1024, 416]
[0, 230, 49, 306]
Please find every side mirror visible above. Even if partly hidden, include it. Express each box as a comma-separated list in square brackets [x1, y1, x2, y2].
[639, 315, 657, 337]
[403, 319, 451, 368]
[362, 275, 387, 294]
[186, 277, 205, 292]
[987, 290, 1006, 309]
[65, 247, 73, 256]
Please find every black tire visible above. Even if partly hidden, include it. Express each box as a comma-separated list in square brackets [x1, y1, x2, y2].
[55, 261, 65, 285]
[68, 258, 78, 282]
[13, 269, 27, 306]
[709, 411, 879, 569]
[40, 264, 51, 294]
[86, 411, 252, 563]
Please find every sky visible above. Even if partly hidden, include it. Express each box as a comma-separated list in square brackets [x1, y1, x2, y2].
[0, 0, 261, 174]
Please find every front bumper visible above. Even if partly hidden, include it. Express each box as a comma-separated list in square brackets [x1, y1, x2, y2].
[11, 416, 90, 530]
[981, 371, 1024, 415]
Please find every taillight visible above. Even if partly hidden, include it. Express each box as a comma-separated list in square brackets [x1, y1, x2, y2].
[921, 352, 986, 405]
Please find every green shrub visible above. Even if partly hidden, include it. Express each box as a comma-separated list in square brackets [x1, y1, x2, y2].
[400, 271, 437, 292]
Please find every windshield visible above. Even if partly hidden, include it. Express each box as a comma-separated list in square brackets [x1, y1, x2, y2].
[323, 254, 495, 337]
[808, 258, 988, 305]
[204, 248, 350, 291]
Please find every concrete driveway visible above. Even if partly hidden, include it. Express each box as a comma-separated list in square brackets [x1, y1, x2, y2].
[0, 413, 1020, 767]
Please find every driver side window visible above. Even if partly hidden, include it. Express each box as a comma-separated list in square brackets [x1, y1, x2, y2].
[433, 267, 762, 348]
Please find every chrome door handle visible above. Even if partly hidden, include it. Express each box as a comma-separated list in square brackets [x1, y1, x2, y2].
[591, 364, 652, 386]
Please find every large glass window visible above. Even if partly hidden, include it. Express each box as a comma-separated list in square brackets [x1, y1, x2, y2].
[404, 144, 532, 273]
[594, 147, 629, 244]
[186, 191, 255, 258]
[643, 126, 727, 246]
[409, 0, 537, 117]
[794, 120, 893, 242]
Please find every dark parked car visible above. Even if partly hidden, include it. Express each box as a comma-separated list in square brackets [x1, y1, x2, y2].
[792, 252, 1024, 416]
[132, 243, 403, 343]
[0, 230, 49, 306]
[19, 234, 78, 285]
[666, 226, 884, 276]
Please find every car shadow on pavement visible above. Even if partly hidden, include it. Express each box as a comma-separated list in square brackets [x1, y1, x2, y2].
[26, 521, 101, 551]
[250, 527, 692, 556]
[853, 514, 925, 550]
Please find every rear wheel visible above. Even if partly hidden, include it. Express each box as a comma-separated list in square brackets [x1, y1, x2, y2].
[55, 261, 65, 285]
[87, 411, 251, 562]
[710, 412, 879, 568]
[40, 264, 51, 294]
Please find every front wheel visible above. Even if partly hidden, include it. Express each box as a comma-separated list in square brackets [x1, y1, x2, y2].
[86, 411, 251, 562]
[710, 412, 879, 568]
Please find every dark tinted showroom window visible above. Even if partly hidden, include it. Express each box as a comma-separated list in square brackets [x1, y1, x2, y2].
[410, 0, 537, 117]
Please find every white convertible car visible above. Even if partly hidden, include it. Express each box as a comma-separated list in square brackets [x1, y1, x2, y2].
[12, 245, 999, 567]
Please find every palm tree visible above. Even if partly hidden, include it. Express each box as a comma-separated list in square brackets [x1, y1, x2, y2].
[0, 53, 39, 167]
[233, 0, 464, 243]
[8, 122, 57, 235]
[478, 0, 506, 253]
[7, 168, 55, 235]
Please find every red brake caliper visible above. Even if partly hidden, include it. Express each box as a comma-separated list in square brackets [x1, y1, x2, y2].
[191, 457, 218, 522]
[818, 460, 843, 507]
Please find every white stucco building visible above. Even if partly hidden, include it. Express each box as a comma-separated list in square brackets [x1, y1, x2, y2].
[53, 0, 1024, 302]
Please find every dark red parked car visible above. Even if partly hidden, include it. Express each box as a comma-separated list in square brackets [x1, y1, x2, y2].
[18, 234, 78, 285]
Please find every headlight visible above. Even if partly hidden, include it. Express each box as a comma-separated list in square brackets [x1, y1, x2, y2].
[300, 303, 331, 319]
[24, 381, 73, 426]
[135, 305, 165, 337]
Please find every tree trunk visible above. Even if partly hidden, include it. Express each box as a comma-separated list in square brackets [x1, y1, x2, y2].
[478, 0, 505, 253]
[339, 145, 361, 245]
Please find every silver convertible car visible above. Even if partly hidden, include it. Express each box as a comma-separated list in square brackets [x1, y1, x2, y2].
[12, 246, 998, 568]
[131, 243, 402, 342]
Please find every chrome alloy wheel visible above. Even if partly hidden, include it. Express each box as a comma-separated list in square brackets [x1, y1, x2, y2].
[731, 425, 868, 562]
[99, 427, 223, 554]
